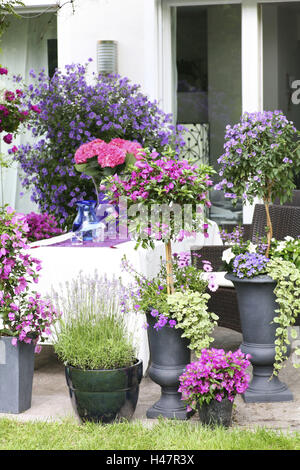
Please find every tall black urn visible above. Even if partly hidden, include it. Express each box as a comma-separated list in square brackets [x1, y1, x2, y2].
[225, 273, 293, 403]
[146, 313, 191, 419]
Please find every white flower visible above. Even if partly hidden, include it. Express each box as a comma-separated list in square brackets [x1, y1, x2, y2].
[275, 241, 286, 252]
[222, 247, 235, 264]
[284, 236, 294, 241]
[248, 242, 257, 253]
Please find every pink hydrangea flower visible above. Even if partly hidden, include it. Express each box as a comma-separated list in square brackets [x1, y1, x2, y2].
[97, 141, 126, 168]
[110, 138, 144, 160]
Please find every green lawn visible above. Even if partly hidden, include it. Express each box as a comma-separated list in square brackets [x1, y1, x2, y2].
[0, 417, 299, 451]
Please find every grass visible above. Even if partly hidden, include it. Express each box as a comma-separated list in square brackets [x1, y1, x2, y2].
[0, 417, 299, 451]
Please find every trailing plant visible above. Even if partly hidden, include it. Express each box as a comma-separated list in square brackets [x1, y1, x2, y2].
[121, 252, 219, 356]
[167, 290, 218, 357]
[221, 234, 300, 374]
[12, 62, 185, 229]
[266, 258, 300, 375]
[52, 273, 137, 370]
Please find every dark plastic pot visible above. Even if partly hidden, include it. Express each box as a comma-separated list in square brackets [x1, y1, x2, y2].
[198, 398, 234, 428]
[65, 359, 143, 423]
[146, 313, 191, 420]
[0, 336, 35, 414]
[225, 273, 293, 403]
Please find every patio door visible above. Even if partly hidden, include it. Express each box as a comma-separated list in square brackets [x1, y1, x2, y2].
[261, 1, 300, 189]
[175, 3, 242, 225]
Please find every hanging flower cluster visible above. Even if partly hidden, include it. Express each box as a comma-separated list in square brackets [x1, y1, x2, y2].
[178, 348, 251, 410]
[0, 66, 33, 147]
[12, 61, 185, 229]
[0, 206, 60, 349]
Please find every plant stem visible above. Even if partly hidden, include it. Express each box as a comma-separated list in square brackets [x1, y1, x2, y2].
[91, 176, 100, 205]
[165, 240, 175, 295]
[264, 184, 273, 258]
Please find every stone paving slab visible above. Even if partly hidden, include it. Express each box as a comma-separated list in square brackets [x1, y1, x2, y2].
[0, 327, 299, 430]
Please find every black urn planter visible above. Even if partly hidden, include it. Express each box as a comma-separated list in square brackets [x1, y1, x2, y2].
[146, 313, 191, 420]
[0, 336, 35, 414]
[225, 273, 293, 403]
[65, 359, 143, 423]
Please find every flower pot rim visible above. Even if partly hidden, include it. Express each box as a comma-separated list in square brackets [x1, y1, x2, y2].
[225, 273, 275, 283]
[65, 358, 142, 373]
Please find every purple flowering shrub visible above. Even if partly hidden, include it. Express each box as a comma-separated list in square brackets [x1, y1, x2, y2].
[178, 348, 251, 409]
[0, 206, 60, 349]
[23, 212, 64, 242]
[216, 110, 300, 256]
[12, 62, 185, 229]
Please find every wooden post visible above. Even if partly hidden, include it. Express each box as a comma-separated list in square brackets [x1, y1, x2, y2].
[165, 240, 175, 295]
[264, 185, 273, 258]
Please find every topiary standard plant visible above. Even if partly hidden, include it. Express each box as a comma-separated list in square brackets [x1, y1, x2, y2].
[216, 110, 300, 256]
[216, 111, 300, 402]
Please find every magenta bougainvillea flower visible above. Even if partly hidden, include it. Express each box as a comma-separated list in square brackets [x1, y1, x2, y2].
[179, 348, 251, 410]
[0, 206, 60, 349]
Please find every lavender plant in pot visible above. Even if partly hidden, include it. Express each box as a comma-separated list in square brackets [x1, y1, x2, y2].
[106, 146, 218, 419]
[216, 110, 300, 402]
[52, 273, 143, 424]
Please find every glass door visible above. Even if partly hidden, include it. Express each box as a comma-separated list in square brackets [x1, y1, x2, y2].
[175, 4, 243, 224]
[262, 1, 300, 189]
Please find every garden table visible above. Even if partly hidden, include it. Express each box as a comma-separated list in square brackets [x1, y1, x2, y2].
[29, 220, 222, 370]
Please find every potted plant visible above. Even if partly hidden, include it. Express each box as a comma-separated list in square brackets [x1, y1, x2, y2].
[216, 110, 300, 402]
[178, 348, 251, 428]
[106, 145, 217, 419]
[0, 205, 60, 413]
[121, 251, 219, 420]
[52, 273, 143, 424]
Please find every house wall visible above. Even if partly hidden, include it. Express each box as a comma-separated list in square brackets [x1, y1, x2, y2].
[20, 0, 158, 100]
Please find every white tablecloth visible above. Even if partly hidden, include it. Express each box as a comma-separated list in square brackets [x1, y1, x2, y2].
[30, 220, 222, 370]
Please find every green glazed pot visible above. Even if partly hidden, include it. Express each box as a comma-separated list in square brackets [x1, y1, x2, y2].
[65, 359, 143, 423]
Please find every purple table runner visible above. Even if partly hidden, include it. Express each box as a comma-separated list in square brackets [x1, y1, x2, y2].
[33, 237, 131, 248]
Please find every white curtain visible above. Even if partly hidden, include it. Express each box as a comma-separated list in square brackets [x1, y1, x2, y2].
[0, 12, 57, 213]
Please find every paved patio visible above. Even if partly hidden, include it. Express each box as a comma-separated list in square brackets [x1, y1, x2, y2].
[1, 327, 300, 431]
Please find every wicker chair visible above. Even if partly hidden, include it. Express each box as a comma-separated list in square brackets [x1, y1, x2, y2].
[191, 204, 300, 332]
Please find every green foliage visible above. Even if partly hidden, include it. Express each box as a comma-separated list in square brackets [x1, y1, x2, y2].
[269, 236, 300, 271]
[0, 1, 24, 38]
[266, 258, 300, 375]
[1, 418, 300, 450]
[52, 274, 136, 370]
[167, 290, 218, 357]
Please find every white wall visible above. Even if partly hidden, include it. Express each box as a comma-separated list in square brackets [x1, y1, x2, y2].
[57, 0, 151, 97]
[19, 0, 158, 100]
